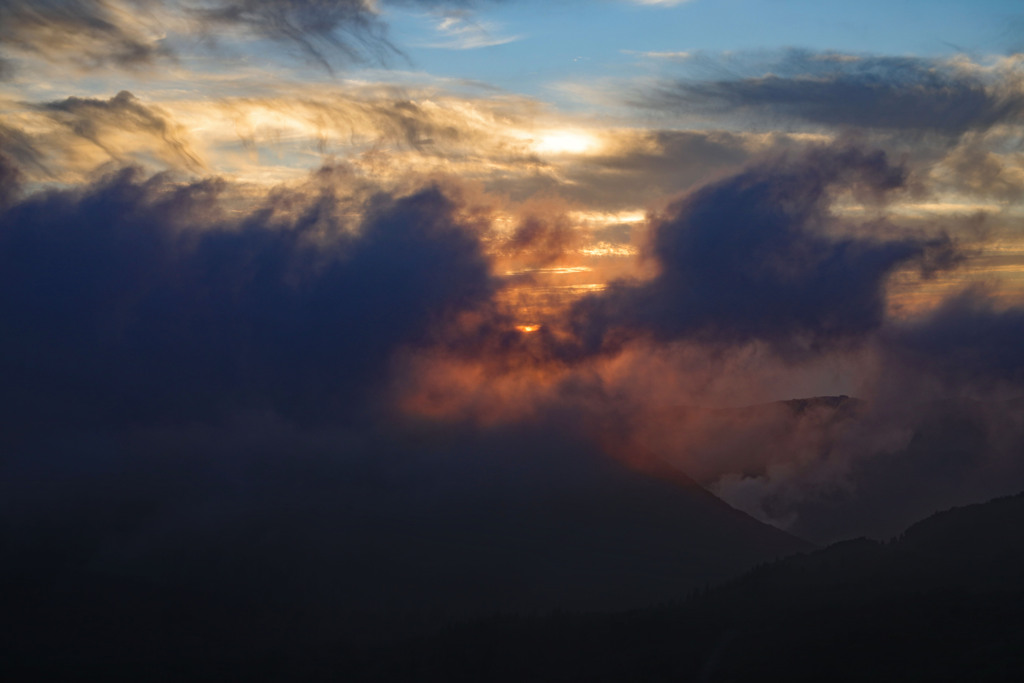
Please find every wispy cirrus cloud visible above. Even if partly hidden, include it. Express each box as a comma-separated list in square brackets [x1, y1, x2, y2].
[193, 0, 395, 73]
[623, 49, 692, 61]
[0, 0, 172, 73]
[0, 0, 511, 75]
[418, 10, 521, 50]
[637, 50, 1024, 136]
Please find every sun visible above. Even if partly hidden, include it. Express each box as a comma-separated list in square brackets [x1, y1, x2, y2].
[532, 129, 600, 155]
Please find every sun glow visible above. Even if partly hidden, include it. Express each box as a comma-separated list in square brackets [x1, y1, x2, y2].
[516, 324, 541, 333]
[532, 129, 600, 155]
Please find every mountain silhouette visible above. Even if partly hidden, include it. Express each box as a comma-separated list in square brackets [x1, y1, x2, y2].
[1, 423, 807, 681]
[347, 491, 1024, 682]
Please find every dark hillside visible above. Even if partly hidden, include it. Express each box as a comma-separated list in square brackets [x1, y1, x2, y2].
[345, 492, 1024, 682]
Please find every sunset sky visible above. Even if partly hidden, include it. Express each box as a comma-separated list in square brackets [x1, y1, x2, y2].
[2, 0, 1024, 590]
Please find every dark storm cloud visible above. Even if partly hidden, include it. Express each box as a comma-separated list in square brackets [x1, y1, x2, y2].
[0, 165, 494, 438]
[38, 90, 204, 171]
[644, 51, 1024, 135]
[570, 147, 960, 355]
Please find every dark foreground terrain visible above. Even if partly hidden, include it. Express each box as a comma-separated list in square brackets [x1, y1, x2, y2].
[5, 491, 1024, 681]
[348, 491, 1024, 682]
[2, 423, 809, 682]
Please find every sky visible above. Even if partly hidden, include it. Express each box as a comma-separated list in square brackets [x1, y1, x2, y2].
[2, 0, 1024, 613]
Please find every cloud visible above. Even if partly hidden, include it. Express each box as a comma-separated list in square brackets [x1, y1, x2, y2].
[927, 131, 1024, 202]
[1, 80, 833, 213]
[0, 0, 171, 70]
[727, 394, 1024, 543]
[0, 164, 495, 438]
[641, 50, 1024, 135]
[622, 49, 692, 61]
[620, 283, 1024, 544]
[1, 84, 738, 219]
[545, 129, 773, 211]
[489, 196, 589, 271]
[569, 146, 961, 356]
[194, 0, 393, 72]
[0, 122, 44, 205]
[885, 287, 1024, 391]
[0, 148, 21, 207]
[419, 10, 520, 50]
[0, 0, 476, 73]
[37, 90, 205, 172]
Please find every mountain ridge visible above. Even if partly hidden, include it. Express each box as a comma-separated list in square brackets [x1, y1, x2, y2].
[344, 489, 1024, 682]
